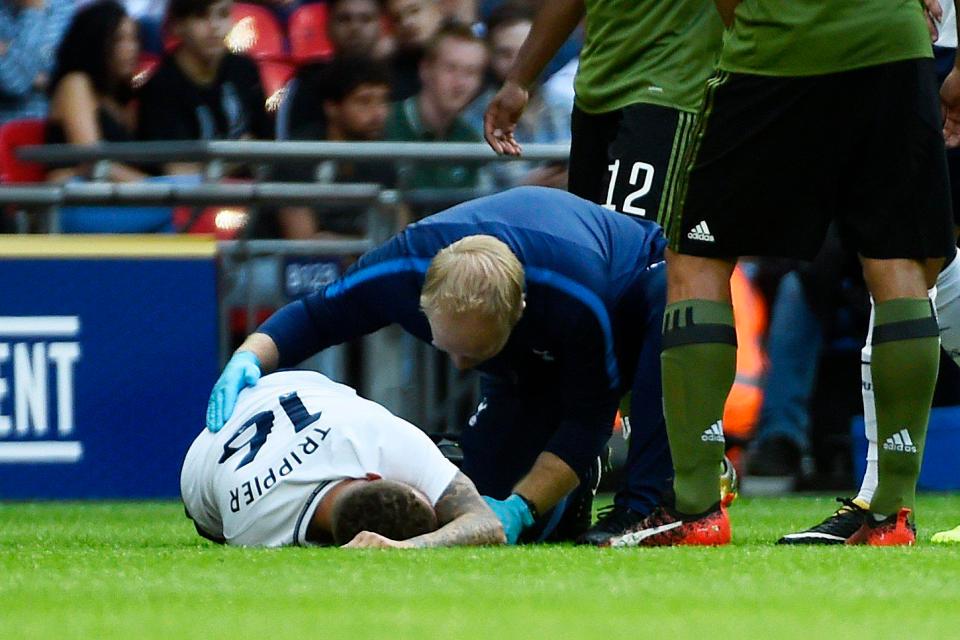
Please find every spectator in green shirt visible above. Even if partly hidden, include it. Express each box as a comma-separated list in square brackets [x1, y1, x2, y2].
[385, 22, 488, 192]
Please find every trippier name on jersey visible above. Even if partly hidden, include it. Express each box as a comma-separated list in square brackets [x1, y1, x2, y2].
[228, 425, 331, 513]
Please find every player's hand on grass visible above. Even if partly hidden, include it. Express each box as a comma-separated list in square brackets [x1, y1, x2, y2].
[484, 81, 528, 156]
[941, 67, 960, 148]
[341, 531, 414, 549]
[483, 494, 535, 545]
[206, 351, 261, 432]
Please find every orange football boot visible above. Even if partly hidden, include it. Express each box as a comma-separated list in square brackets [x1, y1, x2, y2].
[608, 502, 731, 547]
[846, 508, 916, 546]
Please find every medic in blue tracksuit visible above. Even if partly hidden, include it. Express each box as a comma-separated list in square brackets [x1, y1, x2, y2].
[209, 186, 672, 541]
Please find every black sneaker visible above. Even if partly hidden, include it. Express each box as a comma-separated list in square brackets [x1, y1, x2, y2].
[777, 497, 868, 545]
[576, 504, 651, 546]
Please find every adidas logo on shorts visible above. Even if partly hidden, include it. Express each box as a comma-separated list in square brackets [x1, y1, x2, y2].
[882, 428, 918, 453]
[700, 421, 725, 443]
[687, 221, 715, 242]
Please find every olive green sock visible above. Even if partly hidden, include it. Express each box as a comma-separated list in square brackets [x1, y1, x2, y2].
[661, 300, 737, 514]
[870, 298, 940, 517]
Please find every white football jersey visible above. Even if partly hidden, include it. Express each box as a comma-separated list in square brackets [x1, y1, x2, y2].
[181, 371, 458, 547]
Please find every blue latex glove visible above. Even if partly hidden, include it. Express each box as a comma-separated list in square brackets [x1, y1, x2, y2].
[483, 494, 535, 545]
[206, 351, 261, 432]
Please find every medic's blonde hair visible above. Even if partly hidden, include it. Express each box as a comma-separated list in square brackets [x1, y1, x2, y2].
[420, 235, 524, 330]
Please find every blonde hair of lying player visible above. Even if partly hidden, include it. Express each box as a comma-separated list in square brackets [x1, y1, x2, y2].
[420, 235, 526, 371]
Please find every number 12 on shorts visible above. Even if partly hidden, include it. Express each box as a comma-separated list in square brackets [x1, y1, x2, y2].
[602, 159, 654, 217]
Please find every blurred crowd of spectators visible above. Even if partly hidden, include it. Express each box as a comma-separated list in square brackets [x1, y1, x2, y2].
[0, 0, 579, 237]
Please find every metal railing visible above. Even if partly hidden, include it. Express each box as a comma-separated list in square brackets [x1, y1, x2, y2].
[18, 140, 570, 165]
[0, 181, 383, 207]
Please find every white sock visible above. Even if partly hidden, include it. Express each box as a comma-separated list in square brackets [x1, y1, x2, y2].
[935, 247, 960, 365]
[855, 302, 878, 506]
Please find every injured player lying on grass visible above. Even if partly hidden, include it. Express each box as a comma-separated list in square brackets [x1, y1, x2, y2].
[180, 370, 506, 548]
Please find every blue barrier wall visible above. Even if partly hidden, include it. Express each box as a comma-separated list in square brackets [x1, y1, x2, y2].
[0, 236, 218, 498]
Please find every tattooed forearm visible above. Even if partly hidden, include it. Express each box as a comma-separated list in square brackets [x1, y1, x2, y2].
[406, 472, 506, 548]
[407, 512, 504, 548]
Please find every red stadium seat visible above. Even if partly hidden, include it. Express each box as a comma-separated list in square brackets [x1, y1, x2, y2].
[133, 52, 161, 89]
[0, 119, 46, 184]
[172, 177, 251, 240]
[172, 205, 248, 240]
[258, 60, 295, 113]
[227, 3, 286, 61]
[288, 3, 334, 64]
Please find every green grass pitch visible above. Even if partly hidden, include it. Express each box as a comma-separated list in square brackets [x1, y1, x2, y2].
[2, 495, 959, 640]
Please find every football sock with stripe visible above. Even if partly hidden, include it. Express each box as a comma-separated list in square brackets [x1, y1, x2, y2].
[661, 300, 736, 514]
[869, 298, 940, 517]
[856, 287, 937, 506]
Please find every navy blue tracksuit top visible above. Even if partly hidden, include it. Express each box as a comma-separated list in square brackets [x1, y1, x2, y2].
[259, 186, 667, 475]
